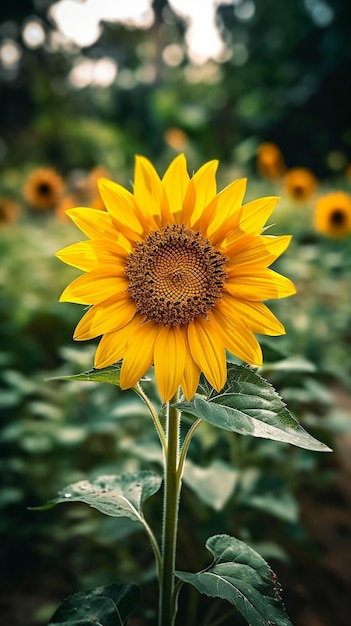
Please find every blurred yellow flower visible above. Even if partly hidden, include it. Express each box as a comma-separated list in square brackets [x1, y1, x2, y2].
[314, 192, 351, 238]
[283, 167, 318, 202]
[57, 155, 295, 402]
[0, 197, 20, 225]
[23, 168, 65, 210]
[257, 142, 286, 180]
[89, 196, 107, 211]
[55, 195, 79, 221]
[164, 128, 188, 151]
[88, 166, 111, 196]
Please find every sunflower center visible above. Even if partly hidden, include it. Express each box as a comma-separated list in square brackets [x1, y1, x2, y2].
[125, 224, 227, 326]
[293, 184, 305, 197]
[330, 208, 346, 226]
[38, 182, 51, 195]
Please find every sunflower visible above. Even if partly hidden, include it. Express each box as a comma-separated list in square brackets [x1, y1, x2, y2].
[164, 128, 189, 151]
[88, 166, 111, 196]
[89, 195, 107, 211]
[257, 142, 285, 181]
[23, 167, 64, 210]
[0, 197, 20, 225]
[57, 155, 296, 402]
[55, 195, 79, 221]
[314, 191, 351, 237]
[283, 167, 318, 202]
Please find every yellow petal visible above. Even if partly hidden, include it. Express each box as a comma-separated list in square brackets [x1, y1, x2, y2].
[225, 267, 296, 301]
[59, 270, 128, 304]
[154, 325, 186, 402]
[56, 240, 129, 272]
[120, 322, 160, 390]
[88, 238, 130, 259]
[180, 331, 201, 401]
[181, 178, 197, 227]
[66, 207, 118, 241]
[98, 178, 144, 241]
[197, 178, 247, 241]
[94, 315, 143, 368]
[188, 317, 226, 392]
[74, 295, 136, 340]
[133, 156, 166, 227]
[56, 241, 99, 271]
[181, 361, 201, 401]
[181, 160, 218, 227]
[239, 196, 279, 234]
[225, 234, 292, 268]
[218, 294, 285, 336]
[211, 308, 263, 365]
[162, 153, 190, 223]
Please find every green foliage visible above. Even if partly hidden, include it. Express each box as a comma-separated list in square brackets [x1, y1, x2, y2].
[183, 459, 238, 511]
[51, 363, 122, 386]
[177, 364, 331, 452]
[37, 471, 162, 523]
[176, 534, 293, 626]
[1, 216, 345, 625]
[48, 582, 140, 626]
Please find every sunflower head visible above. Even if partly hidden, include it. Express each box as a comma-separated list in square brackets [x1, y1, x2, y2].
[23, 168, 65, 210]
[57, 155, 296, 402]
[283, 167, 318, 202]
[314, 191, 351, 238]
[257, 142, 286, 180]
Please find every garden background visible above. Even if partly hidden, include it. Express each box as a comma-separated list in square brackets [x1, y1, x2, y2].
[1, 1, 351, 625]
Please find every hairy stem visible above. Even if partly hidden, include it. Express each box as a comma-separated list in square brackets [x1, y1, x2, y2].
[159, 390, 181, 626]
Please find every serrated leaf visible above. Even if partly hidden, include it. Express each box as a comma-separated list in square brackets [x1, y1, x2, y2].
[49, 363, 122, 385]
[177, 364, 331, 452]
[176, 534, 293, 626]
[183, 460, 238, 511]
[34, 471, 162, 522]
[48, 582, 140, 625]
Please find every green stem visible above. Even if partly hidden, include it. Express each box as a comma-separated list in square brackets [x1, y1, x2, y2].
[159, 389, 181, 626]
[134, 382, 167, 453]
[139, 514, 163, 583]
[177, 418, 202, 482]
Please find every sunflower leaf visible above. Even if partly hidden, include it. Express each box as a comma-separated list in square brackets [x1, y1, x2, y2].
[32, 471, 162, 522]
[183, 460, 238, 511]
[48, 362, 122, 385]
[176, 534, 293, 626]
[177, 364, 331, 451]
[48, 582, 140, 625]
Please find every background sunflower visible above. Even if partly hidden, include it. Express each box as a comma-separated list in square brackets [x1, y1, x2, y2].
[314, 191, 351, 237]
[283, 167, 318, 202]
[23, 168, 64, 210]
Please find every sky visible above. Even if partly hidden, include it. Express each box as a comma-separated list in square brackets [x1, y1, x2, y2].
[48, 0, 241, 63]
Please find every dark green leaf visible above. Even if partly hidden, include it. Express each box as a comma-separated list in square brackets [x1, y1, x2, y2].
[49, 363, 122, 385]
[177, 364, 331, 452]
[176, 534, 293, 626]
[48, 582, 140, 625]
[33, 470, 162, 522]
